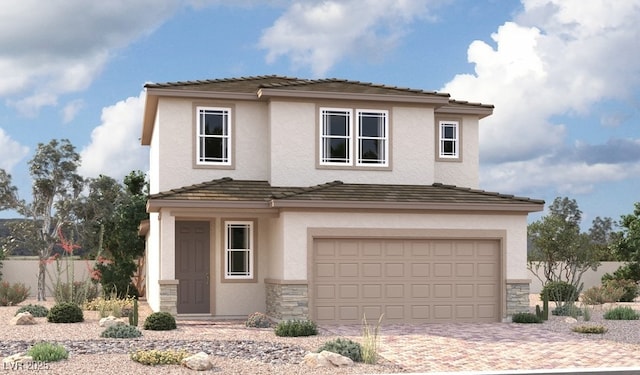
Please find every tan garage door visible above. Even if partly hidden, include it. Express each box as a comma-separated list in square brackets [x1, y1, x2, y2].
[311, 238, 500, 324]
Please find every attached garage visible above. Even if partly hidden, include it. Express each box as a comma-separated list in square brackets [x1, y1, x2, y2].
[311, 237, 501, 324]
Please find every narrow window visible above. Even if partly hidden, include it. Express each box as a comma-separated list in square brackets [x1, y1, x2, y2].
[357, 110, 388, 166]
[439, 121, 459, 158]
[224, 221, 253, 279]
[197, 107, 231, 165]
[320, 108, 352, 164]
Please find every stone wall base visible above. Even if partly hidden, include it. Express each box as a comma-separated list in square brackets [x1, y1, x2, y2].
[265, 281, 308, 321]
[158, 280, 179, 316]
[506, 281, 530, 316]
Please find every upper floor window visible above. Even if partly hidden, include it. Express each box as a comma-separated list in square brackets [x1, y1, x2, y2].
[439, 120, 458, 159]
[320, 107, 388, 167]
[224, 221, 253, 280]
[197, 107, 231, 165]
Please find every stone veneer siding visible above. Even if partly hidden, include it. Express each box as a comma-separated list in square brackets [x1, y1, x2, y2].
[265, 281, 308, 321]
[506, 281, 530, 316]
[158, 280, 179, 315]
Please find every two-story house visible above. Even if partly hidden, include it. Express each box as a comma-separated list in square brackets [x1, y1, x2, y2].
[140, 75, 543, 324]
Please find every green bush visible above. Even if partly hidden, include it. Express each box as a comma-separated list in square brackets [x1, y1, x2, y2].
[143, 312, 177, 331]
[604, 279, 639, 302]
[274, 319, 318, 337]
[27, 342, 68, 362]
[100, 324, 142, 338]
[245, 312, 272, 328]
[318, 338, 362, 362]
[572, 325, 607, 334]
[16, 304, 49, 317]
[603, 306, 640, 320]
[540, 281, 578, 302]
[130, 349, 190, 366]
[552, 304, 583, 317]
[0, 281, 30, 306]
[47, 302, 84, 323]
[511, 312, 542, 323]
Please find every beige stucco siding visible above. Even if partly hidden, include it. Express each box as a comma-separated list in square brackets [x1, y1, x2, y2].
[434, 115, 479, 188]
[153, 98, 270, 192]
[275, 211, 528, 280]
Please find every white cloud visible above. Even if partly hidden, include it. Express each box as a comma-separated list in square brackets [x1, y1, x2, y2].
[61, 99, 85, 124]
[0, 128, 29, 172]
[440, 0, 640, 197]
[0, 0, 180, 115]
[78, 92, 148, 180]
[258, 0, 439, 76]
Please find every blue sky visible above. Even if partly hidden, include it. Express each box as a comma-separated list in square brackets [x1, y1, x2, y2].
[0, 0, 639, 229]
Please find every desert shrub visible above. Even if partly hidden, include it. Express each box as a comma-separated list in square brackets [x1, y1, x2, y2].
[274, 319, 318, 337]
[540, 281, 578, 302]
[53, 281, 100, 305]
[47, 302, 84, 323]
[0, 281, 30, 306]
[362, 314, 383, 365]
[245, 312, 272, 328]
[582, 284, 625, 305]
[27, 342, 68, 362]
[143, 312, 177, 331]
[603, 306, 640, 320]
[130, 349, 190, 366]
[511, 312, 542, 323]
[84, 295, 134, 318]
[552, 304, 583, 317]
[318, 338, 362, 362]
[16, 304, 49, 317]
[603, 279, 639, 302]
[572, 325, 607, 334]
[100, 324, 142, 338]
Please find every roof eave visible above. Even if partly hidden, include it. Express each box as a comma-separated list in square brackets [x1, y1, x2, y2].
[147, 199, 272, 212]
[257, 88, 451, 105]
[270, 200, 544, 212]
[435, 105, 494, 119]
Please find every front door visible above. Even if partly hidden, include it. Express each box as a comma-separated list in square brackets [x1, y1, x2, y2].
[176, 221, 211, 314]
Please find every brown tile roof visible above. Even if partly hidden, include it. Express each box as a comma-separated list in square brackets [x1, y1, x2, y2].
[144, 75, 453, 101]
[147, 178, 544, 212]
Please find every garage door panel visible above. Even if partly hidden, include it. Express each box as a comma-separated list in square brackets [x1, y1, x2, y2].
[312, 238, 500, 324]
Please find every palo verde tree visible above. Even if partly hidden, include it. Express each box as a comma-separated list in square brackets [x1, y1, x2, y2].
[0, 139, 83, 300]
[528, 197, 614, 303]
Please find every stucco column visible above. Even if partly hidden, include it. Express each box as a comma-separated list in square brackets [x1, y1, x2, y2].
[159, 211, 176, 280]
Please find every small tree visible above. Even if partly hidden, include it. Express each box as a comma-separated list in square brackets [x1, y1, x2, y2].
[605, 203, 640, 283]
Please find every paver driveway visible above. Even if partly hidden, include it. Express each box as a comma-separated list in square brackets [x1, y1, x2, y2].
[323, 322, 640, 373]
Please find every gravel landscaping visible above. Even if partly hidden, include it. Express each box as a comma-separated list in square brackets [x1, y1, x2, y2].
[0, 299, 404, 375]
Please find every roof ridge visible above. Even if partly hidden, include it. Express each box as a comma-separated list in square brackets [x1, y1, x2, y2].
[145, 75, 300, 89]
[272, 180, 343, 199]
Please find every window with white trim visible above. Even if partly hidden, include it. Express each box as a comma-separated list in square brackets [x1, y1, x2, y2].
[439, 120, 459, 158]
[197, 107, 231, 165]
[320, 107, 388, 167]
[224, 221, 253, 279]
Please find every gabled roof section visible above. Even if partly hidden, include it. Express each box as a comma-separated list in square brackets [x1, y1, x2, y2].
[147, 178, 544, 213]
[141, 75, 493, 145]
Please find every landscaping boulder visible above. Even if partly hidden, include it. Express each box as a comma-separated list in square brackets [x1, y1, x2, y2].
[99, 315, 126, 328]
[10, 312, 36, 325]
[564, 317, 578, 324]
[303, 351, 354, 368]
[181, 352, 214, 371]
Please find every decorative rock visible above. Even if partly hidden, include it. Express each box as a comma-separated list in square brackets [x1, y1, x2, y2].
[303, 351, 354, 368]
[99, 316, 126, 328]
[564, 317, 578, 324]
[181, 352, 214, 371]
[2, 353, 34, 365]
[10, 312, 36, 325]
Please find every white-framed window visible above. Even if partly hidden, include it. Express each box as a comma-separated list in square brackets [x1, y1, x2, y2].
[439, 120, 458, 158]
[320, 108, 352, 164]
[356, 110, 388, 166]
[320, 107, 388, 167]
[224, 221, 253, 279]
[197, 106, 231, 165]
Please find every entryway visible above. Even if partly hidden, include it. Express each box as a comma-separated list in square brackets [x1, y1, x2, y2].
[176, 221, 211, 314]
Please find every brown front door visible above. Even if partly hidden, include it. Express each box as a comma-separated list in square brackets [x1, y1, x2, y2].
[176, 221, 211, 314]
